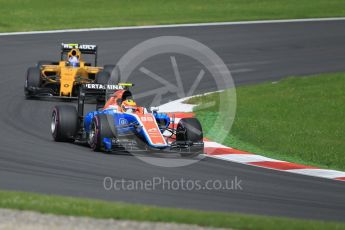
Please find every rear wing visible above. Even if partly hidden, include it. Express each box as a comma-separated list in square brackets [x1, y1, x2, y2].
[77, 83, 129, 117]
[61, 43, 98, 65]
[79, 83, 133, 98]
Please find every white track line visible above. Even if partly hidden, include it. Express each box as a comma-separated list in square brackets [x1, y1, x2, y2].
[1, 17, 345, 36]
[286, 169, 345, 179]
[210, 154, 285, 163]
[204, 141, 230, 149]
[158, 97, 195, 113]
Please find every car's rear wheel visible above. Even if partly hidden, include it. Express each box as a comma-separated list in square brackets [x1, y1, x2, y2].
[51, 105, 78, 142]
[176, 118, 203, 157]
[103, 64, 115, 75]
[94, 71, 111, 109]
[103, 64, 119, 84]
[88, 114, 116, 152]
[25, 67, 41, 98]
[95, 71, 110, 84]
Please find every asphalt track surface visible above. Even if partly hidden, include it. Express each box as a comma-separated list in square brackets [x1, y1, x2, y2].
[0, 20, 345, 222]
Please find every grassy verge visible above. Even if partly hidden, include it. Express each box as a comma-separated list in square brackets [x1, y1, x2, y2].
[0, 190, 344, 230]
[188, 73, 345, 171]
[1, 0, 345, 32]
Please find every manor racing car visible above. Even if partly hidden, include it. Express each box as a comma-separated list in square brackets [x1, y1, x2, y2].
[24, 43, 115, 98]
[50, 83, 204, 157]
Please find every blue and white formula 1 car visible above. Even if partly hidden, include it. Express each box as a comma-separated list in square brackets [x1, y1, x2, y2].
[51, 83, 204, 157]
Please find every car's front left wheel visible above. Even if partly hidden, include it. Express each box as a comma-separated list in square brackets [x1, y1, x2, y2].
[176, 117, 204, 157]
[88, 114, 116, 152]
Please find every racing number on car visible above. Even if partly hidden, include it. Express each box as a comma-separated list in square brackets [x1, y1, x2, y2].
[138, 114, 166, 145]
[140, 116, 153, 122]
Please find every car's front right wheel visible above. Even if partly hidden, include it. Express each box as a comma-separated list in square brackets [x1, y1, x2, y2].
[24, 67, 41, 98]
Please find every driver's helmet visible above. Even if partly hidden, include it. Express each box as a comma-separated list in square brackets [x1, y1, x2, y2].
[67, 49, 80, 67]
[121, 99, 137, 113]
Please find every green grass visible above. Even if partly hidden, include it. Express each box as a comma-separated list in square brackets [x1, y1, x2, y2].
[1, 190, 345, 230]
[188, 73, 345, 171]
[1, 0, 345, 32]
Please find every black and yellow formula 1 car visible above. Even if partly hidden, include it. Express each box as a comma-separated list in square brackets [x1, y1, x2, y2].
[24, 43, 116, 99]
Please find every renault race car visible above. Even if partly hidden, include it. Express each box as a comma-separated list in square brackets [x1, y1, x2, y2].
[24, 43, 115, 99]
[50, 83, 204, 157]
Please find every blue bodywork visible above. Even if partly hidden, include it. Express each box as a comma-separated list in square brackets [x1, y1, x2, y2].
[83, 109, 171, 151]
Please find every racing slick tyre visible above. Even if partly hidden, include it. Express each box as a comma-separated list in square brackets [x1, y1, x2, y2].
[24, 67, 41, 98]
[103, 64, 120, 84]
[95, 71, 110, 84]
[94, 71, 111, 109]
[103, 64, 116, 75]
[88, 114, 116, 152]
[51, 105, 78, 142]
[176, 118, 203, 157]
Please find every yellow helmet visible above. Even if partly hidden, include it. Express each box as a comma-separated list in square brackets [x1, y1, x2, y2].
[67, 48, 81, 67]
[68, 48, 81, 58]
[121, 99, 137, 113]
